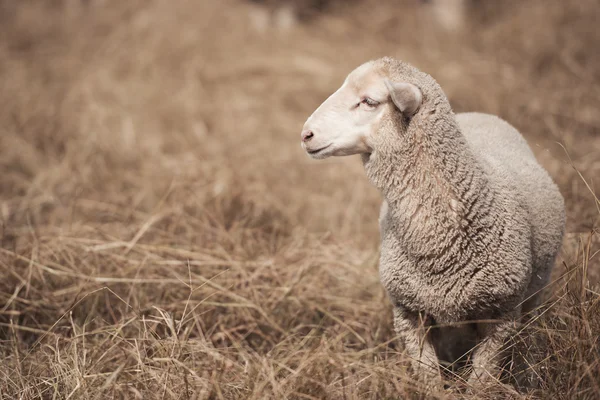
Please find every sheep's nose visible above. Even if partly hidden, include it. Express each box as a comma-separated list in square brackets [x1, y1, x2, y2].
[301, 130, 314, 142]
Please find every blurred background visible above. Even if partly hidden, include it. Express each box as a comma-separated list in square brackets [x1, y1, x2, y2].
[1, 1, 599, 398]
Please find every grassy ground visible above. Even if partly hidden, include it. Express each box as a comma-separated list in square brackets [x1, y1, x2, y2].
[0, 1, 599, 398]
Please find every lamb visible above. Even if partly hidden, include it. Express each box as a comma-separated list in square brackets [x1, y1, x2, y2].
[300, 57, 565, 387]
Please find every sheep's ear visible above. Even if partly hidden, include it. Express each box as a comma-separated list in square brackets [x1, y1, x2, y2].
[384, 80, 422, 116]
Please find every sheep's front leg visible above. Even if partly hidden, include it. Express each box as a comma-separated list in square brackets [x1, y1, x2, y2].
[468, 315, 518, 386]
[393, 307, 442, 386]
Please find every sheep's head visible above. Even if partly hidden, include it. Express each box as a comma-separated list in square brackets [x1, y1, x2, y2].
[301, 59, 422, 159]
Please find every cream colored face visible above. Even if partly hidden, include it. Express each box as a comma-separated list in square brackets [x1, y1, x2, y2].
[300, 62, 391, 159]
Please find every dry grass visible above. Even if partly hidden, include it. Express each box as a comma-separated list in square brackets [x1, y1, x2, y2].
[0, 0, 599, 399]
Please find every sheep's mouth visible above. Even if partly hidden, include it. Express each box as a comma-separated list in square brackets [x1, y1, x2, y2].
[307, 144, 331, 155]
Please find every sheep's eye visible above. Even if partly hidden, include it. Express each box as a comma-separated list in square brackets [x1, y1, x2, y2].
[361, 97, 379, 107]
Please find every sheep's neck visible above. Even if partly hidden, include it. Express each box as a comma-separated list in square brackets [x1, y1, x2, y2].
[363, 112, 489, 258]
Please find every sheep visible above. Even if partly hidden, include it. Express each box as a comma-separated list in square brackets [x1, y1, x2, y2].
[300, 57, 565, 387]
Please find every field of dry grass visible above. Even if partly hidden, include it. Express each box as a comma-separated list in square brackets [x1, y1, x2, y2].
[0, 1, 599, 399]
